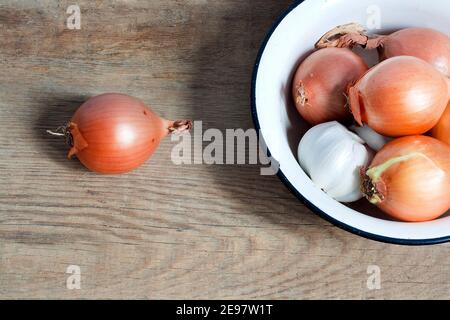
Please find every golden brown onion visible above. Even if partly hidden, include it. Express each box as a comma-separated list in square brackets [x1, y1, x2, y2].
[431, 102, 450, 146]
[292, 48, 368, 125]
[348, 56, 450, 137]
[48, 93, 192, 174]
[362, 136, 450, 222]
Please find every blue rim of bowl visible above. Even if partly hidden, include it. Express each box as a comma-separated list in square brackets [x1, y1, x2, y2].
[250, 0, 450, 246]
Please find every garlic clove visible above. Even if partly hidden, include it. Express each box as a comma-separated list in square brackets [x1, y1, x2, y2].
[326, 141, 372, 202]
[350, 125, 392, 151]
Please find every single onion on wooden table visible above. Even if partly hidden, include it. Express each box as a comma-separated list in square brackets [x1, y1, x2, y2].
[47, 93, 192, 174]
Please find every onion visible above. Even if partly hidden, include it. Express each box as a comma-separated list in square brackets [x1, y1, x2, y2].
[431, 102, 450, 146]
[348, 56, 450, 137]
[47, 93, 192, 174]
[292, 48, 368, 125]
[361, 135, 450, 222]
[316, 24, 450, 77]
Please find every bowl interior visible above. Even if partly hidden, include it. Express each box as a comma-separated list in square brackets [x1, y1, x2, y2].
[254, 0, 450, 242]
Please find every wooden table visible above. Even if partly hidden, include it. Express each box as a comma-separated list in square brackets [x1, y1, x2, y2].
[0, 0, 449, 300]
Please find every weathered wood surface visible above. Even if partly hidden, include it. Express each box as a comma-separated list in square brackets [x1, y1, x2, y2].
[0, 0, 449, 299]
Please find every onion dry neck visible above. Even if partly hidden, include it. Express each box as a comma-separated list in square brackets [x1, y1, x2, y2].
[46, 123, 73, 147]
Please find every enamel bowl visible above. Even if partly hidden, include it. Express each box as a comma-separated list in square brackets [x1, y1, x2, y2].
[251, 0, 450, 244]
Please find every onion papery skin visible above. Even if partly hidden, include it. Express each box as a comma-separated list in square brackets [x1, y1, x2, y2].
[362, 136, 450, 222]
[431, 102, 450, 146]
[348, 56, 449, 137]
[68, 93, 185, 174]
[292, 48, 368, 125]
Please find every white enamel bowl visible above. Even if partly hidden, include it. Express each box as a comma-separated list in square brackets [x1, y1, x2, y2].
[251, 0, 450, 244]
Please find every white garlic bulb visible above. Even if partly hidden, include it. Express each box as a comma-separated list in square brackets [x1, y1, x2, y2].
[298, 121, 373, 203]
[350, 125, 392, 151]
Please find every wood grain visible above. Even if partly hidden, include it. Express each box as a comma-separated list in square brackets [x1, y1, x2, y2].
[1, 0, 450, 300]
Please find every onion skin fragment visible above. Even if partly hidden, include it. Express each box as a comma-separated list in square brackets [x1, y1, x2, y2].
[316, 23, 372, 49]
[67, 122, 88, 159]
[361, 136, 450, 222]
